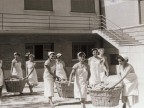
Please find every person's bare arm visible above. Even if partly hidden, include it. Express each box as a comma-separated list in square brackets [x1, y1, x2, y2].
[45, 65, 56, 78]
[68, 69, 75, 86]
[111, 65, 132, 88]
[26, 62, 28, 76]
[11, 60, 15, 75]
[63, 61, 68, 79]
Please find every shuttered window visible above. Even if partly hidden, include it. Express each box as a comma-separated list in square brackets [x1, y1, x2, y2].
[25, 43, 54, 60]
[24, 0, 53, 11]
[71, 0, 95, 13]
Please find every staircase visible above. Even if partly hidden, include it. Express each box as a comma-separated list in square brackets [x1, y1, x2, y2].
[93, 15, 142, 49]
[122, 24, 144, 44]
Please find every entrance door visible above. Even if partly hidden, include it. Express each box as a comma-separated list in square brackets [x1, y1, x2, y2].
[140, 0, 144, 24]
[34, 45, 43, 60]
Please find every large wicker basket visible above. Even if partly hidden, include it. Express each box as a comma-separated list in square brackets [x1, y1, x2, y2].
[5, 79, 26, 92]
[89, 88, 121, 107]
[55, 81, 74, 98]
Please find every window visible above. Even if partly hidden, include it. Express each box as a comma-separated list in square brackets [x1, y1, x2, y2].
[25, 43, 54, 60]
[71, 0, 95, 13]
[72, 43, 95, 59]
[24, 0, 53, 11]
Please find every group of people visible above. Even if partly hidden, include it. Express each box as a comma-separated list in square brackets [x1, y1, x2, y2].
[0, 48, 139, 108]
[0, 52, 39, 95]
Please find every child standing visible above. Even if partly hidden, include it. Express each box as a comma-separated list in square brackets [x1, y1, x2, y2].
[26, 54, 38, 95]
[56, 53, 67, 81]
[68, 52, 90, 108]
[98, 48, 109, 82]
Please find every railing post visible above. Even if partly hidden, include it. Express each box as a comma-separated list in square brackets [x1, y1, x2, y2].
[49, 15, 50, 30]
[2, 13, 3, 30]
[89, 17, 90, 30]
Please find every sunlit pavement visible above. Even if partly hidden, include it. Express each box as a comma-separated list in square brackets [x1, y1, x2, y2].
[0, 80, 144, 108]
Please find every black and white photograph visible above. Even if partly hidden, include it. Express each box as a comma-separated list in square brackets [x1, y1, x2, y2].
[0, 0, 144, 108]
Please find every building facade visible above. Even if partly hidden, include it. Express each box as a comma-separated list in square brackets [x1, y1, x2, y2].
[0, 0, 144, 81]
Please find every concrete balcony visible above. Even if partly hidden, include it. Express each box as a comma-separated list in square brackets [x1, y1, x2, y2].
[0, 13, 100, 34]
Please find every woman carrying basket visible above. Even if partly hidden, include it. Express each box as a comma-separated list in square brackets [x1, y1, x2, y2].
[56, 53, 68, 81]
[68, 52, 90, 108]
[43, 51, 58, 108]
[109, 54, 139, 108]
[26, 54, 38, 95]
[11, 52, 23, 94]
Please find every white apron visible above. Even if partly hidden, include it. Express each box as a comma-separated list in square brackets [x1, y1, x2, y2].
[73, 63, 88, 99]
[56, 61, 67, 80]
[12, 61, 23, 78]
[26, 61, 38, 86]
[99, 57, 107, 82]
[43, 59, 56, 98]
[88, 57, 101, 85]
[120, 65, 139, 105]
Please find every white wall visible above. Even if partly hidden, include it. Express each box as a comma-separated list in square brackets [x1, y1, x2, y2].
[104, 0, 140, 28]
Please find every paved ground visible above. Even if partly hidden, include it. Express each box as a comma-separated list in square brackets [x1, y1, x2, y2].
[0, 81, 144, 108]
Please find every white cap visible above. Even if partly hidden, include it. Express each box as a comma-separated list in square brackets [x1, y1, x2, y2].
[77, 52, 86, 57]
[119, 54, 128, 61]
[48, 51, 55, 56]
[56, 53, 62, 58]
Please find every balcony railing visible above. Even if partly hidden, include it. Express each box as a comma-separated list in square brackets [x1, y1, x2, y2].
[0, 13, 100, 31]
[0, 13, 139, 45]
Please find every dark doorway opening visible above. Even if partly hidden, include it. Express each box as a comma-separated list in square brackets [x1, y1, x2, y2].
[35, 45, 43, 60]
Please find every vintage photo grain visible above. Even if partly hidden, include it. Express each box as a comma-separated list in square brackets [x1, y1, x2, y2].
[0, 0, 144, 108]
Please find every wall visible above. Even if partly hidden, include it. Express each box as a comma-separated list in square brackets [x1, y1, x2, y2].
[0, 0, 100, 31]
[0, 33, 102, 81]
[102, 38, 119, 75]
[104, 0, 140, 28]
[0, 0, 100, 16]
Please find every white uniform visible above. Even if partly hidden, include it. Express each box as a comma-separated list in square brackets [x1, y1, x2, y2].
[56, 61, 67, 80]
[43, 59, 56, 98]
[73, 63, 88, 99]
[0, 61, 3, 87]
[88, 56, 101, 85]
[12, 59, 23, 78]
[120, 64, 139, 105]
[99, 56, 107, 82]
[26, 61, 38, 86]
